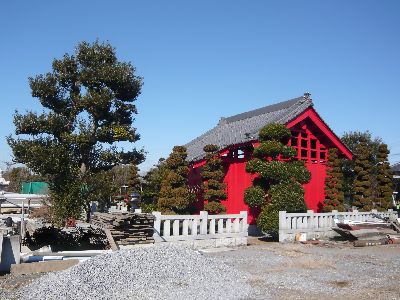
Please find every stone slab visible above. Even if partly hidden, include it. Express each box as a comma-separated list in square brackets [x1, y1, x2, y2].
[11, 259, 79, 275]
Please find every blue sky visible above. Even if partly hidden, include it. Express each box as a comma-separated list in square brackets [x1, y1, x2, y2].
[0, 0, 399, 172]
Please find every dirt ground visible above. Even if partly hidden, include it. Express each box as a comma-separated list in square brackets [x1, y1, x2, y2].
[1, 238, 400, 299]
[207, 237, 400, 299]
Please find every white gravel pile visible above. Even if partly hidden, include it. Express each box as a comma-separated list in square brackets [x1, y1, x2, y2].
[16, 244, 251, 300]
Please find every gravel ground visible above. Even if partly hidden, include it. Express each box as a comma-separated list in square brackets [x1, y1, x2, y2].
[6, 244, 251, 300]
[1, 239, 400, 299]
[207, 238, 400, 300]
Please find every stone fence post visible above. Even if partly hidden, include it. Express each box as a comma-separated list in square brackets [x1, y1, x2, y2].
[152, 211, 161, 240]
[279, 211, 287, 230]
[240, 211, 248, 235]
[199, 211, 208, 235]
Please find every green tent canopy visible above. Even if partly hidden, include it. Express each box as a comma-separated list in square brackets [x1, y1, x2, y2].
[21, 182, 49, 194]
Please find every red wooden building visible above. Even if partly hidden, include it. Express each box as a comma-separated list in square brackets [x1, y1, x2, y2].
[185, 93, 352, 223]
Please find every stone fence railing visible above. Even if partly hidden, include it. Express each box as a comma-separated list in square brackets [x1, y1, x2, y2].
[279, 209, 398, 242]
[151, 211, 248, 248]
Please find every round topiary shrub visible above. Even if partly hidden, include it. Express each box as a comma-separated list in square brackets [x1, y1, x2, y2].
[204, 201, 226, 214]
[258, 123, 291, 143]
[201, 144, 227, 214]
[244, 186, 266, 207]
[269, 183, 306, 212]
[203, 144, 219, 153]
[253, 140, 296, 159]
[256, 204, 279, 234]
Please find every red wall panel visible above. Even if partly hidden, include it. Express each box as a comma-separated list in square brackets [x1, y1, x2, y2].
[221, 160, 259, 224]
[303, 163, 327, 212]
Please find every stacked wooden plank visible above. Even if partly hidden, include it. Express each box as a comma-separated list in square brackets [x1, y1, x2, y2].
[91, 212, 154, 245]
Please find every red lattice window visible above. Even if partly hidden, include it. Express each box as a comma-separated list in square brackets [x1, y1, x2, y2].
[289, 130, 327, 164]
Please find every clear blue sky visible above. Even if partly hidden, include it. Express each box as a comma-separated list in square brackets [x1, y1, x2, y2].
[1, 0, 399, 172]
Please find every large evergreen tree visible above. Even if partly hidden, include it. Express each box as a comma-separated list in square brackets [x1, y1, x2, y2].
[127, 164, 141, 195]
[352, 140, 374, 211]
[375, 144, 394, 210]
[323, 148, 344, 212]
[7, 41, 145, 223]
[158, 146, 195, 214]
[244, 123, 310, 233]
[141, 158, 167, 212]
[341, 131, 381, 201]
[201, 144, 227, 214]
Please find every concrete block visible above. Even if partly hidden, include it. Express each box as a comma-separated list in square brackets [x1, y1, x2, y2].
[166, 240, 194, 249]
[0, 236, 20, 273]
[235, 237, 248, 246]
[193, 239, 216, 249]
[11, 259, 79, 275]
[215, 238, 236, 248]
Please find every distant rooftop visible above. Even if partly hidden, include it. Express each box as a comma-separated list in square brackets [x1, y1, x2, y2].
[392, 162, 400, 173]
[185, 93, 313, 161]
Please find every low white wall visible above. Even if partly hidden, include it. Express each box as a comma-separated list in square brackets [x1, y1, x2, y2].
[152, 211, 248, 248]
[279, 209, 397, 242]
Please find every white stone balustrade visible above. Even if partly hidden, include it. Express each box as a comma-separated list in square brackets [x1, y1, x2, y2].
[279, 209, 398, 242]
[152, 211, 248, 242]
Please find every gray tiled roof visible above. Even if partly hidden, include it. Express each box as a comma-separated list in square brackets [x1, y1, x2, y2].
[185, 95, 314, 162]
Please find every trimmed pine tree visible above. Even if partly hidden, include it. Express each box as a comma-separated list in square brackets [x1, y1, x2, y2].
[352, 141, 374, 211]
[127, 164, 141, 195]
[375, 144, 394, 211]
[244, 123, 310, 234]
[201, 144, 227, 214]
[323, 148, 345, 212]
[158, 146, 195, 214]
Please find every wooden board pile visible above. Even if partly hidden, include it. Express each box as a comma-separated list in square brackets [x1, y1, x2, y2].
[91, 212, 154, 246]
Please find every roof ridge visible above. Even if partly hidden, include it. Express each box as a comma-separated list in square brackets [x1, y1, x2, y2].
[220, 95, 307, 124]
[184, 93, 314, 162]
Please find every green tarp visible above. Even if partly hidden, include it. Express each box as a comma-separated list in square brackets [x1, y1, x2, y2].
[21, 182, 49, 194]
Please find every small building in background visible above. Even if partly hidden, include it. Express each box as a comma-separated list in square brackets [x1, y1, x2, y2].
[391, 162, 400, 206]
[0, 169, 10, 190]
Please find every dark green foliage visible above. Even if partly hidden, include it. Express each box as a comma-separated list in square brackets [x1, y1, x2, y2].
[201, 144, 227, 214]
[323, 148, 345, 212]
[158, 147, 195, 213]
[141, 158, 167, 211]
[25, 226, 107, 251]
[288, 160, 312, 184]
[253, 141, 296, 159]
[7, 41, 144, 223]
[248, 160, 311, 185]
[256, 205, 279, 234]
[341, 131, 382, 202]
[203, 144, 219, 153]
[352, 141, 373, 211]
[204, 201, 226, 214]
[244, 186, 265, 207]
[342, 131, 393, 211]
[268, 183, 307, 212]
[342, 131, 382, 156]
[245, 158, 263, 174]
[375, 144, 393, 211]
[245, 123, 310, 233]
[127, 165, 141, 195]
[259, 124, 291, 143]
[90, 170, 117, 213]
